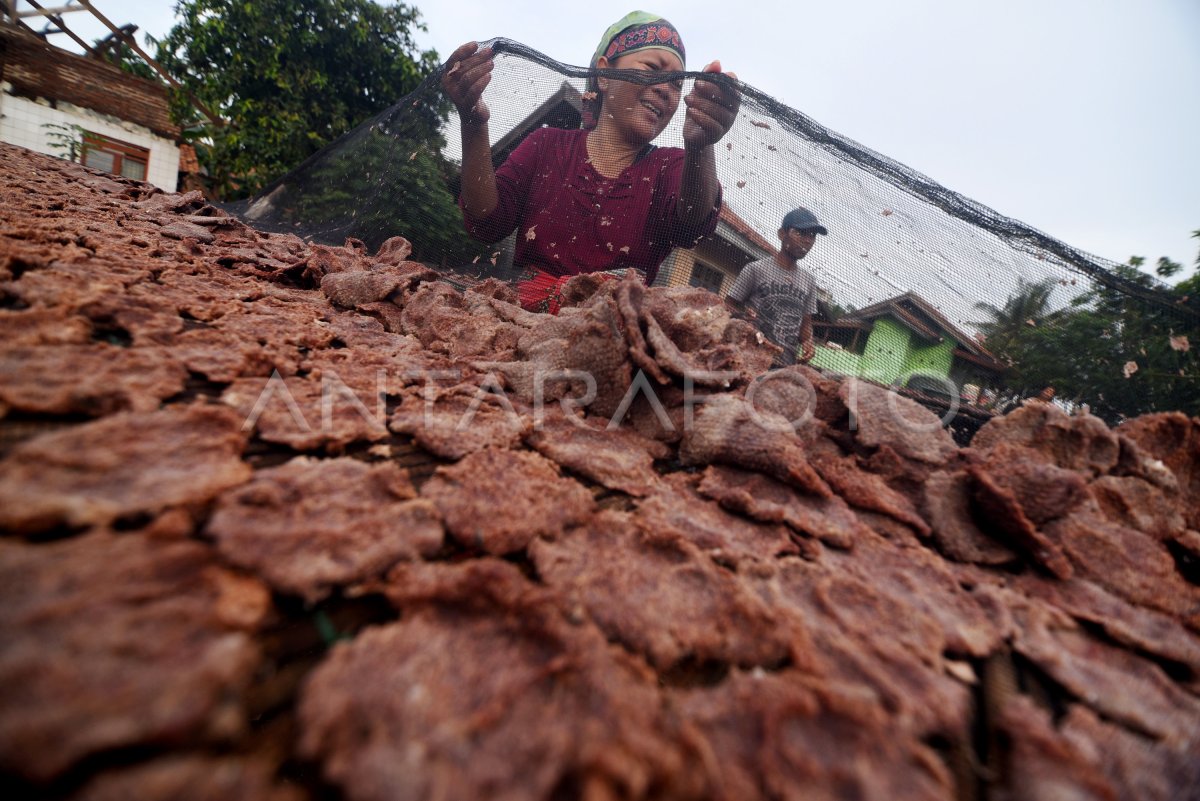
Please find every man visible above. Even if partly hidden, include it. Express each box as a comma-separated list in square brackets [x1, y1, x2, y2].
[726, 207, 828, 366]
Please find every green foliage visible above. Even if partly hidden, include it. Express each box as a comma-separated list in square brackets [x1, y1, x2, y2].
[992, 245, 1200, 424]
[95, 39, 159, 82]
[154, 0, 440, 198]
[42, 124, 111, 164]
[1155, 256, 1183, 278]
[287, 113, 477, 261]
[972, 276, 1058, 357]
[41, 122, 86, 162]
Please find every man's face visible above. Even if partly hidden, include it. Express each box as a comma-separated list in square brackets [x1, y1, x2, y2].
[780, 227, 818, 260]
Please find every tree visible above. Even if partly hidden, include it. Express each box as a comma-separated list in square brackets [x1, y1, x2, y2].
[1171, 230, 1200, 299]
[972, 277, 1058, 358]
[993, 238, 1200, 424]
[286, 107, 480, 262]
[153, 0, 440, 198]
[95, 39, 159, 82]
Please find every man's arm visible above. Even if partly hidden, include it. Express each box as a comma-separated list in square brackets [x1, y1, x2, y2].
[799, 313, 815, 363]
[724, 295, 756, 321]
[724, 261, 757, 320]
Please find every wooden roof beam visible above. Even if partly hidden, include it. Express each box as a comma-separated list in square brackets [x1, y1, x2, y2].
[22, 0, 94, 54]
[76, 0, 224, 128]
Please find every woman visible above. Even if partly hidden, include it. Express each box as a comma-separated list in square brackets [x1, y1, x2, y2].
[442, 12, 740, 312]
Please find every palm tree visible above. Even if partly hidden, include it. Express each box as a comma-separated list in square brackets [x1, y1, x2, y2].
[971, 277, 1058, 358]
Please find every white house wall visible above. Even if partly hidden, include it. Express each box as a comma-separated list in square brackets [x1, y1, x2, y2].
[0, 85, 179, 192]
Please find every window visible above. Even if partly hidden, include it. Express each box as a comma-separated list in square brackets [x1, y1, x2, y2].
[689, 260, 724, 294]
[81, 133, 149, 182]
[813, 322, 869, 354]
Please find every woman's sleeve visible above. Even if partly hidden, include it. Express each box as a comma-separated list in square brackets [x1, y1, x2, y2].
[653, 151, 723, 248]
[459, 128, 547, 243]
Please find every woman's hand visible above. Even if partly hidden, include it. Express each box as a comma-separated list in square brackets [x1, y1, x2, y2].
[445, 42, 500, 219]
[442, 42, 495, 127]
[682, 61, 741, 150]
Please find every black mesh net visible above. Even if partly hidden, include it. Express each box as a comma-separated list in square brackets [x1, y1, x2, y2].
[228, 38, 1199, 428]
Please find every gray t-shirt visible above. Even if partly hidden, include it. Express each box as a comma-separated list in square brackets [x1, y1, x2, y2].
[727, 256, 818, 360]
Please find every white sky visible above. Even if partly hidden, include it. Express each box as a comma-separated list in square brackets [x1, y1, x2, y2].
[27, 0, 1200, 278]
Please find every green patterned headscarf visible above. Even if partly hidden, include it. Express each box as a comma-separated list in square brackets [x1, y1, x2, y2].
[583, 11, 686, 129]
[590, 11, 686, 69]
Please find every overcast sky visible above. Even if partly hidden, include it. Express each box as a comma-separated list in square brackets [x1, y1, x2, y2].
[30, 0, 1200, 278]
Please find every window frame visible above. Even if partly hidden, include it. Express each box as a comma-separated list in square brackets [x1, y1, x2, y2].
[81, 132, 150, 182]
[689, 259, 725, 294]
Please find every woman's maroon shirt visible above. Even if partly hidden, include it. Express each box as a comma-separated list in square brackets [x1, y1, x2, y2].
[460, 127, 721, 284]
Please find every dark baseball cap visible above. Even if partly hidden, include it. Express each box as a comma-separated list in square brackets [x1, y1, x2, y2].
[782, 207, 828, 235]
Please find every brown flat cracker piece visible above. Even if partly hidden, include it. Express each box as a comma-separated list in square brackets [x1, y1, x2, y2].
[170, 327, 278, 382]
[674, 670, 953, 801]
[614, 272, 669, 384]
[0, 344, 188, 416]
[1090, 475, 1187, 543]
[822, 529, 1007, 659]
[525, 411, 671, 497]
[636, 472, 806, 561]
[0, 530, 268, 782]
[812, 443, 932, 537]
[2, 263, 148, 309]
[741, 559, 973, 736]
[147, 266, 263, 321]
[0, 404, 251, 534]
[993, 695, 1118, 801]
[977, 441, 1090, 525]
[466, 276, 520, 305]
[300, 559, 685, 801]
[207, 457, 443, 602]
[1061, 704, 1200, 801]
[681, 395, 831, 497]
[1012, 603, 1200, 743]
[209, 297, 336, 365]
[1043, 511, 1200, 630]
[400, 282, 522, 360]
[973, 402, 1120, 476]
[71, 754, 304, 801]
[389, 383, 530, 460]
[79, 292, 185, 345]
[0, 306, 92, 345]
[840, 379, 957, 464]
[421, 448, 593, 554]
[969, 464, 1074, 579]
[1012, 573, 1200, 688]
[530, 510, 794, 670]
[558, 293, 634, 419]
[372, 235, 414, 266]
[223, 372, 390, 452]
[291, 241, 371, 284]
[923, 470, 1018, 564]
[302, 342, 434, 396]
[642, 285, 779, 382]
[698, 464, 864, 549]
[1116, 412, 1200, 529]
[746, 364, 846, 425]
[320, 269, 405, 308]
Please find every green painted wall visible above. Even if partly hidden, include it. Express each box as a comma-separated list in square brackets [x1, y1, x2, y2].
[859, 318, 910, 384]
[812, 316, 957, 387]
[901, 337, 955, 383]
[811, 347, 862, 375]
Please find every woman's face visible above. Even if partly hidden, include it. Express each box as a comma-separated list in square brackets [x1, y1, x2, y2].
[597, 49, 684, 145]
